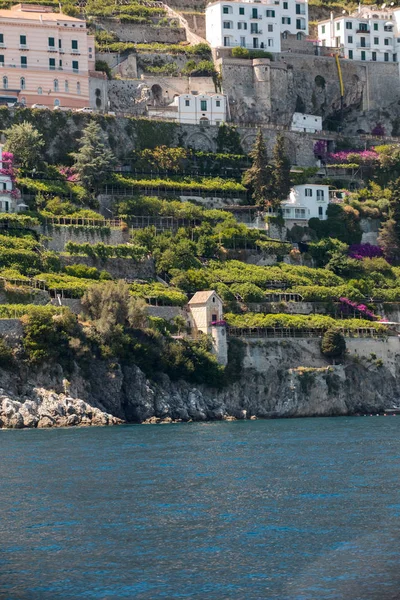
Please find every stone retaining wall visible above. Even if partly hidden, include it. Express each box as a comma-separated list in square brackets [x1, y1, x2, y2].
[38, 226, 129, 252]
[60, 255, 156, 280]
[96, 20, 186, 43]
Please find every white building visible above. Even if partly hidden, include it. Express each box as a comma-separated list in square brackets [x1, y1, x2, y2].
[205, 0, 308, 52]
[267, 183, 330, 226]
[147, 93, 227, 126]
[188, 290, 227, 364]
[0, 146, 20, 213]
[291, 112, 322, 133]
[317, 7, 400, 62]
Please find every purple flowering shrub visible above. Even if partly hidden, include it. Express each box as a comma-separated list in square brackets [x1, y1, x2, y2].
[0, 151, 20, 199]
[327, 149, 379, 165]
[339, 297, 377, 321]
[348, 243, 383, 260]
[314, 140, 327, 159]
[58, 166, 79, 182]
[371, 123, 385, 136]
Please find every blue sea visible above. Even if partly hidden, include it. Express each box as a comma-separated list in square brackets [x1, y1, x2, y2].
[1, 417, 400, 599]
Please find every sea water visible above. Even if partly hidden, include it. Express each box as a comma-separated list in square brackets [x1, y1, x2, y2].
[1, 417, 400, 599]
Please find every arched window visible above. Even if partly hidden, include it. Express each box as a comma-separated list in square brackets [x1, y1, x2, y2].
[54, 98, 60, 107]
[54, 79, 59, 92]
[20, 77, 26, 90]
[37, 87, 42, 95]
[76, 81, 80, 95]
[65, 80, 69, 93]
[3, 76, 7, 89]
[297, 32, 303, 40]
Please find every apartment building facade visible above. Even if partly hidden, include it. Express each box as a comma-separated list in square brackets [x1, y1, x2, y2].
[317, 7, 400, 62]
[148, 93, 227, 125]
[205, 0, 308, 52]
[0, 3, 94, 108]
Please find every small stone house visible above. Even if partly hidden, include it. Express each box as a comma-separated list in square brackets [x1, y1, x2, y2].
[188, 290, 223, 335]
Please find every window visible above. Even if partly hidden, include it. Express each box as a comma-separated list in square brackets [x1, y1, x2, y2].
[346, 21, 352, 29]
[54, 79, 59, 91]
[238, 22, 247, 30]
[349, 49, 353, 59]
[317, 189, 324, 200]
[385, 52, 389, 61]
[374, 37, 379, 44]
[252, 8, 258, 18]
[212, 313, 217, 322]
[20, 77, 25, 89]
[296, 32, 302, 39]
[239, 6, 244, 14]
[372, 51, 377, 61]
[282, 31, 288, 39]
[20, 56, 27, 68]
[360, 36, 366, 47]
[361, 50, 366, 60]
[266, 9, 275, 17]
[37, 86, 42, 94]
[253, 37, 259, 48]
[185, 99, 190, 106]
[268, 38, 274, 47]
[268, 24, 273, 32]
[305, 188, 312, 197]
[240, 36, 246, 46]
[359, 23, 368, 31]
[59, 39, 62, 49]
[76, 81, 80, 94]
[283, 1, 288, 8]
[0, 34, 3, 44]
[216, 100, 221, 107]
[374, 23, 379, 31]
[48, 37, 55, 48]
[348, 35, 353, 43]
[394, 53, 397, 62]
[20, 35, 26, 46]
[336, 22, 340, 30]
[251, 23, 259, 33]
[223, 21, 232, 29]
[200, 100, 207, 111]
[65, 80, 69, 92]
[0, 54, 3, 65]
[223, 5, 229, 13]
[54, 98, 60, 107]
[49, 58, 56, 70]
[296, 18, 303, 29]
[223, 36, 230, 46]
[321, 25, 325, 34]
[20, 97, 26, 105]
[59, 59, 62, 69]
[71, 40, 78, 50]
[2, 76, 7, 89]
[318, 206, 323, 217]
[282, 17, 291, 24]
[72, 60, 79, 72]
[385, 38, 390, 45]
[296, 4, 301, 14]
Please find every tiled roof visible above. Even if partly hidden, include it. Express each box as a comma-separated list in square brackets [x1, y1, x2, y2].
[188, 290, 217, 304]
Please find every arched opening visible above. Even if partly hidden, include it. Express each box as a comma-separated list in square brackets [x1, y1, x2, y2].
[76, 82, 81, 95]
[151, 84, 162, 104]
[199, 117, 210, 127]
[54, 98, 60, 107]
[296, 32, 304, 40]
[37, 87, 42, 95]
[20, 77, 26, 90]
[3, 76, 7, 90]
[65, 80, 69, 93]
[54, 79, 59, 92]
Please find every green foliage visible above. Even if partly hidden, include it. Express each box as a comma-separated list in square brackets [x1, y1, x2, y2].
[71, 121, 116, 194]
[133, 120, 178, 150]
[215, 124, 244, 155]
[231, 46, 273, 59]
[243, 129, 273, 206]
[130, 282, 187, 306]
[321, 329, 346, 359]
[309, 204, 362, 245]
[65, 241, 147, 261]
[271, 134, 291, 202]
[64, 264, 111, 280]
[113, 174, 246, 193]
[95, 60, 112, 79]
[225, 312, 388, 332]
[4, 121, 44, 170]
[0, 336, 14, 369]
[21, 307, 77, 365]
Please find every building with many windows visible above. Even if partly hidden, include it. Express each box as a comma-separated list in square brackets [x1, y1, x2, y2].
[147, 93, 227, 125]
[317, 6, 400, 62]
[0, 3, 94, 108]
[205, 0, 308, 52]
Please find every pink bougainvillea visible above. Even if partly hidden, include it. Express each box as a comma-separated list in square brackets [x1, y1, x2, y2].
[339, 297, 377, 321]
[58, 166, 79, 182]
[327, 149, 379, 165]
[348, 243, 383, 260]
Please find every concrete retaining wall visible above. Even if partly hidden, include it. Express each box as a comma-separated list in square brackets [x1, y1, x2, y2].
[38, 226, 129, 252]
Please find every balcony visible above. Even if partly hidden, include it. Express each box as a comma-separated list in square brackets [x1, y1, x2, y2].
[356, 28, 370, 34]
[19, 44, 29, 50]
[356, 42, 371, 48]
[48, 46, 57, 52]
[251, 29, 262, 34]
[71, 49, 80, 54]
[0, 43, 5, 49]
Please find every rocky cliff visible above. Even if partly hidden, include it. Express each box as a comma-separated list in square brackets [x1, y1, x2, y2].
[1, 337, 399, 428]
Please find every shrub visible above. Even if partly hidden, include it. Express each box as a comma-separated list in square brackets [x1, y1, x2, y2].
[321, 329, 346, 359]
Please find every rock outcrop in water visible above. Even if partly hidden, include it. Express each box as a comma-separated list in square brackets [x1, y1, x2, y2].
[0, 337, 399, 427]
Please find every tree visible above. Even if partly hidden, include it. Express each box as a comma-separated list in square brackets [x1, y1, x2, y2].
[271, 134, 291, 204]
[4, 121, 44, 171]
[82, 280, 148, 335]
[378, 218, 400, 264]
[71, 122, 116, 195]
[242, 129, 273, 206]
[321, 329, 346, 361]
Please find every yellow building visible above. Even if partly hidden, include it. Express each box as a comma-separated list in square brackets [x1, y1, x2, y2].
[0, 3, 94, 108]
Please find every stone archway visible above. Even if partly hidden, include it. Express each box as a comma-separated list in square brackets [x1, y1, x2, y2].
[185, 131, 214, 151]
[151, 84, 162, 104]
[240, 133, 257, 154]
